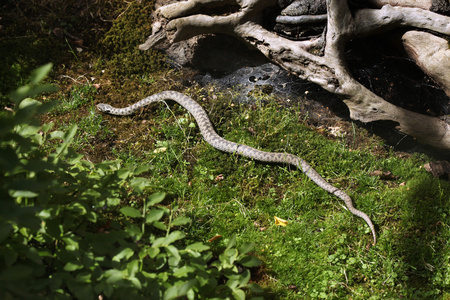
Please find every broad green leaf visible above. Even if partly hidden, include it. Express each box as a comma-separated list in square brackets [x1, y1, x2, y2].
[222, 248, 238, 266]
[117, 168, 131, 180]
[14, 100, 41, 124]
[86, 211, 97, 222]
[2, 246, 18, 266]
[173, 266, 196, 278]
[166, 245, 181, 266]
[120, 206, 142, 218]
[18, 98, 41, 110]
[152, 237, 166, 248]
[41, 122, 54, 133]
[163, 231, 185, 246]
[238, 255, 262, 268]
[178, 279, 197, 296]
[164, 285, 179, 300]
[0, 265, 33, 281]
[129, 277, 142, 289]
[63, 236, 79, 251]
[66, 151, 84, 164]
[19, 227, 31, 238]
[69, 202, 87, 215]
[147, 191, 166, 206]
[130, 177, 152, 191]
[0, 147, 20, 172]
[30, 63, 53, 85]
[80, 159, 95, 169]
[153, 221, 167, 231]
[17, 124, 40, 137]
[127, 259, 140, 277]
[238, 269, 251, 287]
[10, 85, 30, 104]
[107, 197, 121, 206]
[96, 281, 114, 298]
[29, 84, 59, 101]
[226, 234, 237, 250]
[146, 209, 164, 224]
[11, 190, 38, 198]
[24, 246, 43, 265]
[75, 272, 91, 283]
[68, 282, 95, 300]
[38, 249, 53, 258]
[186, 242, 210, 252]
[9, 178, 42, 193]
[49, 130, 65, 140]
[56, 125, 77, 155]
[105, 269, 125, 284]
[112, 247, 134, 262]
[134, 165, 151, 175]
[247, 283, 264, 293]
[64, 261, 83, 272]
[125, 224, 143, 241]
[238, 243, 255, 255]
[149, 247, 160, 258]
[63, 124, 77, 144]
[232, 288, 246, 300]
[171, 216, 191, 226]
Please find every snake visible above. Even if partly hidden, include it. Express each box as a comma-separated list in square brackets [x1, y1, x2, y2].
[97, 91, 376, 245]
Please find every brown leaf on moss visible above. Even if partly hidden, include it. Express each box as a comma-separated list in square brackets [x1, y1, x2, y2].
[207, 234, 222, 242]
[369, 170, 398, 180]
[424, 161, 450, 180]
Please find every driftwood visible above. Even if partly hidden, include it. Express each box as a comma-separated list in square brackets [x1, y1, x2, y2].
[140, 0, 450, 150]
[402, 31, 450, 98]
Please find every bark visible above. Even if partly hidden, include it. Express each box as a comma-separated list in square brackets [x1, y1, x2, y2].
[359, 0, 432, 9]
[141, 0, 450, 150]
[402, 31, 450, 98]
[276, 14, 327, 25]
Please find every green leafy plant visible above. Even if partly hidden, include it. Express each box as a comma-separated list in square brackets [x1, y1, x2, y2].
[0, 64, 262, 299]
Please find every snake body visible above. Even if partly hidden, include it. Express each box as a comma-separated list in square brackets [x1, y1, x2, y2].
[97, 91, 376, 245]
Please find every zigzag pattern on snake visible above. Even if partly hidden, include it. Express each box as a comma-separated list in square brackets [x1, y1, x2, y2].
[97, 91, 376, 245]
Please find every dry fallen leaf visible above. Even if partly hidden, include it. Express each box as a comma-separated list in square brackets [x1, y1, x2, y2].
[274, 216, 288, 226]
[424, 161, 450, 180]
[208, 234, 222, 242]
[369, 170, 398, 180]
[253, 221, 267, 231]
[153, 147, 166, 153]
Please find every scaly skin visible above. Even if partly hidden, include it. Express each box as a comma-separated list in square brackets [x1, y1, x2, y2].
[97, 91, 376, 245]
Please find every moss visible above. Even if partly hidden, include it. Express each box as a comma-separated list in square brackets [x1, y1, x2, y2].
[97, 0, 166, 78]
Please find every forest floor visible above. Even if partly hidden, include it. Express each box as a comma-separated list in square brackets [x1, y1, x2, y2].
[2, 0, 450, 298]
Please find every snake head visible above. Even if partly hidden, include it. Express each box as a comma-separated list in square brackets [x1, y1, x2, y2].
[97, 103, 113, 114]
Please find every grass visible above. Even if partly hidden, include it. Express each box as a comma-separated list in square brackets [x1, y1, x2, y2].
[68, 85, 448, 299]
[35, 78, 450, 298]
[2, 0, 450, 298]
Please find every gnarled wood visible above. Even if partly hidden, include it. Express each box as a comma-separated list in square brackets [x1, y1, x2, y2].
[141, 0, 450, 150]
[402, 31, 450, 98]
